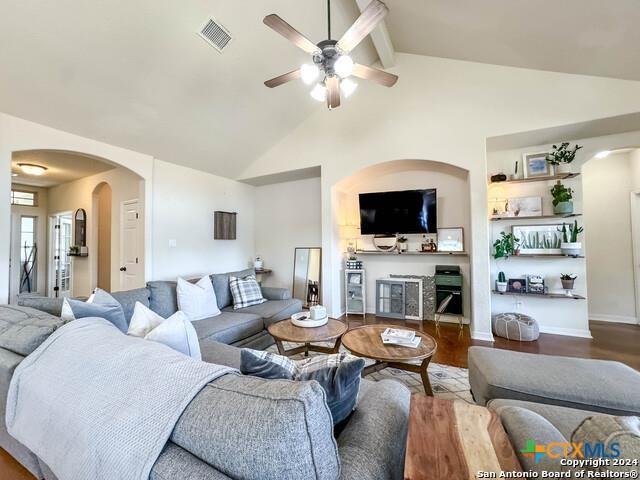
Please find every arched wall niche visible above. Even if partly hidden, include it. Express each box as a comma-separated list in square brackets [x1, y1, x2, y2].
[330, 159, 474, 327]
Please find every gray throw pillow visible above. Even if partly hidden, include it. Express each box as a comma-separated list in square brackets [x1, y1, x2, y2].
[240, 349, 365, 425]
[62, 289, 128, 333]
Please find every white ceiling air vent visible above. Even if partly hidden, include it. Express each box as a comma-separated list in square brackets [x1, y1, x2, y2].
[198, 18, 232, 53]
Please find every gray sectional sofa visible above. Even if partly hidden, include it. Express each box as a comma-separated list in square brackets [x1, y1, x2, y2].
[2, 269, 411, 480]
[469, 346, 640, 472]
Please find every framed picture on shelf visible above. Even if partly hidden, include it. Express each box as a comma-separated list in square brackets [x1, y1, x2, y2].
[507, 278, 527, 294]
[526, 275, 545, 294]
[437, 227, 464, 252]
[507, 196, 542, 218]
[512, 224, 563, 255]
[523, 152, 553, 178]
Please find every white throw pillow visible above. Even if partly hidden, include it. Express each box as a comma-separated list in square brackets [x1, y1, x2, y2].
[176, 276, 221, 321]
[128, 302, 201, 359]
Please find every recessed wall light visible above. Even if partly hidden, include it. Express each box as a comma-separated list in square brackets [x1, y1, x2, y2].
[595, 150, 611, 159]
[18, 163, 47, 176]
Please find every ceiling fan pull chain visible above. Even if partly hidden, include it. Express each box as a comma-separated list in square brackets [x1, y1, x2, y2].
[327, 0, 332, 40]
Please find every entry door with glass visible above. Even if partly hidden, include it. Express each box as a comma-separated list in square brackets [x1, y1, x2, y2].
[50, 213, 73, 298]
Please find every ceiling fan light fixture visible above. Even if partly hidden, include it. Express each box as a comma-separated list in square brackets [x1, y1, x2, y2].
[340, 77, 358, 98]
[334, 55, 354, 78]
[18, 163, 47, 176]
[300, 63, 320, 85]
[310, 83, 327, 102]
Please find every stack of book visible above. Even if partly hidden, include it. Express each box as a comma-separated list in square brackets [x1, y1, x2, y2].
[381, 328, 422, 348]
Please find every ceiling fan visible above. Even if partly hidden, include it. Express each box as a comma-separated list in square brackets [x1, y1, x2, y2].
[263, 0, 398, 110]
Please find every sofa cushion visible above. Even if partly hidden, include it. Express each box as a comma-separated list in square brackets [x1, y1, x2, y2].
[495, 406, 567, 473]
[241, 349, 365, 425]
[111, 288, 150, 324]
[229, 275, 266, 310]
[61, 289, 128, 333]
[0, 306, 67, 356]
[171, 374, 340, 480]
[223, 298, 302, 326]
[468, 346, 640, 416]
[488, 399, 601, 439]
[200, 339, 242, 369]
[210, 268, 255, 310]
[177, 276, 221, 321]
[192, 312, 263, 345]
[147, 281, 179, 318]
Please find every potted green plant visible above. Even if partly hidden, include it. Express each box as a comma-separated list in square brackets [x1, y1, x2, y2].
[560, 273, 577, 295]
[560, 220, 583, 256]
[550, 181, 574, 214]
[496, 271, 508, 293]
[546, 142, 583, 174]
[493, 232, 519, 259]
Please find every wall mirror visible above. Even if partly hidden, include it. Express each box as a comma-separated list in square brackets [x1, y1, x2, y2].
[74, 208, 87, 247]
[292, 247, 322, 308]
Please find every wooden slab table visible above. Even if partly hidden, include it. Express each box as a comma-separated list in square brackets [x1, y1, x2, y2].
[404, 395, 522, 479]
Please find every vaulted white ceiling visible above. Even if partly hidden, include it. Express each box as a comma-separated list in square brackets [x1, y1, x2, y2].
[1, 0, 639, 180]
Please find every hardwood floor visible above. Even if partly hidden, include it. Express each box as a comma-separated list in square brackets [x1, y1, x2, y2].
[342, 314, 640, 371]
[1, 317, 638, 479]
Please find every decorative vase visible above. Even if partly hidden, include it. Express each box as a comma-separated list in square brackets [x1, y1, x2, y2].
[556, 163, 571, 175]
[554, 201, 574, 215]
[398, 242, 408, 253]
[496, 281, 508, 293]
[561, 242, 582, 257]
[254, 257, 263, 270]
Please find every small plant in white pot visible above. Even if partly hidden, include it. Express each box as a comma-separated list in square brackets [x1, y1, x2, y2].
[496, 271, 508, 292]
[396, 235, 408, 252]
[546, 142, 582, 174]
[551, 182, 574, 214]
[560, 273, 577, 296]
[559, 220, 583, 256]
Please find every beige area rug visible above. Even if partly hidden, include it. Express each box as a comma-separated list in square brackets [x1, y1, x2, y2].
[266, 342, 474, 404]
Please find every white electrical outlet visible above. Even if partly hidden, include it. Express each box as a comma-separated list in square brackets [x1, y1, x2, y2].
[168, 239, 177, 248]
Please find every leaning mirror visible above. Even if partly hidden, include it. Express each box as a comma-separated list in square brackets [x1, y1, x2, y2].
[74, 208, 87, 247]
[292, 247, 322, 308]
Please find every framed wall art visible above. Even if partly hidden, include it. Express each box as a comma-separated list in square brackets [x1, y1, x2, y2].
[523, 152, 553, 178]
[437, 227, 464, 252]
[512, 224, 563, 255]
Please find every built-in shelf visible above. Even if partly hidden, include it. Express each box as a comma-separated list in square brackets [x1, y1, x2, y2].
[490, 172, 580, 185]
[490, 213, 582, 222]
[505, 254, 584, 259]
[492, 290, 585, 300]
[356, 250, 468, 256]
[68, 253, 88, 257]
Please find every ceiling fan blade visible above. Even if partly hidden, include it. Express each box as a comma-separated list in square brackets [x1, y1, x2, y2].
[336, 0, 388, 53]
[352, 63, 398, 87]
[264, 69, 302, 88]
[263, 14, 321, 55]
[326, 76, 341, 109]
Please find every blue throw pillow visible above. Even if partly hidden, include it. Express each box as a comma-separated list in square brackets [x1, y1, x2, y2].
[61, 289, 128, 333]
[241, 349, 365, 425]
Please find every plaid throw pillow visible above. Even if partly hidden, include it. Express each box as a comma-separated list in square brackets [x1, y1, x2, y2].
[229, 275, 267, 310]
[240, 349, 365, 425]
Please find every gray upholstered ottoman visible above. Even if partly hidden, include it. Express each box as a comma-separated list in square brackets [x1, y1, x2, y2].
[468, 346, 640, 416]
[492, 312, 539, 341]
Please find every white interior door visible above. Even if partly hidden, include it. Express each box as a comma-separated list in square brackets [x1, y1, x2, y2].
[120, 199, 141, 290]
[49, 213, 72, 298]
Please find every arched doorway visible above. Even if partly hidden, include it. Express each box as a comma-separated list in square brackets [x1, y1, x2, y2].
[93, 182, 112, 291]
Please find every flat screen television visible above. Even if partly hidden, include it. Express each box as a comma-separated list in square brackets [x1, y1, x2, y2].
[359, 189, 437, 235]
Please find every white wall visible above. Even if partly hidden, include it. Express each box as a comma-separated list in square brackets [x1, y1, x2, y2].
[584, 151, 638, 323]
[47, 166, 143, 297]
[335, 160, 471, 322]
[9, 184, 48, 301]
[239, 53, 640, 340]
[254, 177, 322, 292]
[151, 159, 256, 281]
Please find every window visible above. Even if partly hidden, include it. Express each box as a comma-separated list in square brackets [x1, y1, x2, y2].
[19, 216, 38, 293]
[11, 189, 38, 207]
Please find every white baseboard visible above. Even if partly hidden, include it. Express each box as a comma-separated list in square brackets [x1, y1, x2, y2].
[538, 326, 593, 339]
[590, 313, 639, 325]
[471, 331, 495, 342]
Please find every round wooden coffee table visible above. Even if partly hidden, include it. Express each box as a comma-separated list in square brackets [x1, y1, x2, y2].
[268, 319, 348, 357]
[341, 325, 438, 395]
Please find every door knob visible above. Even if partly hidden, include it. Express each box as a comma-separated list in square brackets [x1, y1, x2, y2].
[120, 267, 127, 272]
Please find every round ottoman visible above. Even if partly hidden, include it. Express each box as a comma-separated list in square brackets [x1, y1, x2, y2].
[492, 313, 539, 341]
